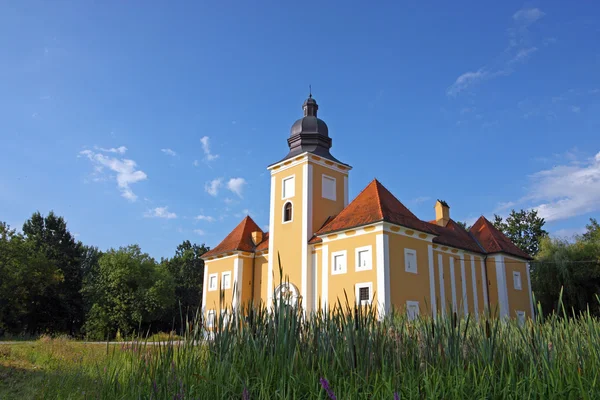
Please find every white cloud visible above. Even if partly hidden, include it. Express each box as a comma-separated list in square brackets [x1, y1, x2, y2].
[79, 149, 147, 201]
[509, 47, 538, 64]
[496, 201, 516, 212]
[527, 151, 600, 222]
[224, 197, 236, 205]
[161, 148, 177, 156]
[95, 146, 128, 154]
[411, 196, 431, 204]
[552, 227, 586, 239]
[193, 160, 199, 167]
[144, 206, 177, 219]
[200, 136, 219, 161]
[195, 214, 216, 222]
[205, 178, 223, 196]
[512, 8, 545, 25]
[193, 229, 205, 235]
[227, 177, 247, 198]
[447, 69, 488, 96]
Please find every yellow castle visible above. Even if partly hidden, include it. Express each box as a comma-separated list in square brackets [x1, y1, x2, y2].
[201, 94, 533, 324]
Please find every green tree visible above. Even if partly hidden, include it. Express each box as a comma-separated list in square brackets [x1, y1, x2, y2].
[456, 221, 471, 231]
[532, 235, 600, 316]
[493, 209, 548, 257]
[22, 211, 85, 335]
[82, 245, 175, 340]
[0, 222, 62, 335]
[580, 218, 600, 242]
[161, 240, 209, 331]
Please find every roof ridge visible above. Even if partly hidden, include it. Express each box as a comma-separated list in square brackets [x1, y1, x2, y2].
[373, 179, 385, 220]
[481, 216, 503, 252]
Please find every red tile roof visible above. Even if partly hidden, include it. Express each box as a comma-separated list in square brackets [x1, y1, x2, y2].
[428, 219, 484, 254]
[315, 179, 437, 236]
[202, 216, 263, 258]
[469, 216, 533, 260]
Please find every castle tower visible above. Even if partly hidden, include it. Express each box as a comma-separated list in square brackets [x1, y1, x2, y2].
[266, 94, 351, 311]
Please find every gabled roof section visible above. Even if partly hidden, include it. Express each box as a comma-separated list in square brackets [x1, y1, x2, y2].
[202, 216, 263, 258]
[469, 216, 533, 260]
[428, 219, 484, 254]
[256, 232, 269, 251]
[316, 179, 437, 236]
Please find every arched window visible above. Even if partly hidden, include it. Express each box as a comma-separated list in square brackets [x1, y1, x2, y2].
[283, 202, 293, 222]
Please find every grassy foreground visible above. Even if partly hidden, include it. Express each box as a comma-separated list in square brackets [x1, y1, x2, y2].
[1, 302, 600, 399]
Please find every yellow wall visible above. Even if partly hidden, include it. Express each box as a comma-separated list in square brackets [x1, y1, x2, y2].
[485, 257, 499, 318]
[464, 254, 475, 314]
[310, 160, 348, 233]
[323, 231, 378, 309]
[271, 162, 304, 293]
[203, 255, 237, 315]
[472, 255, 487, 315]
[504, 256, 532, 318]
[388, 233, 433, 314]
[253, 253, 269, 305]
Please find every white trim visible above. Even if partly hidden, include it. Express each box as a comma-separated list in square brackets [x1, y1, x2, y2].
[204, 252, 255, 262]
[206, 309, 216, 328]
[281, 174, 295, 199]
[330, 250, 347, 275]
[438, 254, 446, 317]
[343, 175, 348, 207]
[449, 257, 457, 313]
[208, 273, 218, 291]
[376, 233, 390, 317]
[481, 258, 489, 312]
[355, 282, 373, 306]
[355, 245, 373, 271]
[268, 152, 352, 174]
[202, 263, 208, 316]
[321, 245, 329, 312]
[232, 258, 243, 310]
[301, 163, 310, 312]
[428, 244, 436, 316]
[406, 300, 420, 321]
[321, 174, 337, 201]
[221, 271, 232, 290]
[460, 256, 468, 316]
[495, 255, 510, 318]
[312, 251, 318, 311]
[404, 248, 418, 274]
[319, 222, 435, 244]
[470, 255, 479, 320]
[267, 175, 275, 307]
[282, 201, 293, 224]
[526, 262, 534, 317]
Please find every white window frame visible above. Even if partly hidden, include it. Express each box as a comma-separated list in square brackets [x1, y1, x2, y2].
[355, 282, 373, 306]
[322, 174, 337, 201]
[221, 308, 229, 326]
[513, 271, 522, 290]
[331, 250, 347, 275]
[208, 273, 218, 291]
[207, 310, 216, 327]
[406, 300, 420, 321]
[404, 248, 418, 274]
[516, 310, 526, 326]
[355, 245, 372, 271]
[221, 271, 232, 290]
[282, 201, 293, 224]
[282, 175, 295, 199]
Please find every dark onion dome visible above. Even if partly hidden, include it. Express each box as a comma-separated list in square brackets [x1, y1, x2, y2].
[269, 94, 348, 167]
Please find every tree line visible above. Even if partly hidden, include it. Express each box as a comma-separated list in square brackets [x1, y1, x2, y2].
[1, 209, 599, 339]
[0, 211, 209, 340]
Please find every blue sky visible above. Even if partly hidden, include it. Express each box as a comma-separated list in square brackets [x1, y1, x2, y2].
[1, 1, 599, 259]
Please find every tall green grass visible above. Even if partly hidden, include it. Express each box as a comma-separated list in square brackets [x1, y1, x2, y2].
[95, 296, 600, 399]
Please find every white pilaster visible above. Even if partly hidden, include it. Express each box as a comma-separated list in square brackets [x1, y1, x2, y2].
[343, 175, 349, 207]
[301, 163, 310, 311]
[460, 255, 468, 316]
[470, 256, 479, 320]
[481, 258, 489, 312]
[321, 245, 329, 312]
[438, 254, 446, 317]
[376, 233, 390, 317]
[526, 261, 534, 318]
[428, 244, 436, 316]
[232, 257, 244, 311]
[267, 175, 276, 307]
[495, 255, 510, 318]
[202, 261, 208, 317]
[449, 257, 457, 313]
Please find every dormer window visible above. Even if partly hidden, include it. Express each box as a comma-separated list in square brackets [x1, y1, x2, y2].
[283, 202, 293, 223]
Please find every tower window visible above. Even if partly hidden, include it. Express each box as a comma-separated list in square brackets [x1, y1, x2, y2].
[283, 202, 293, 222]
[322, 175, 336, 201]
[282, 176, 295, 199]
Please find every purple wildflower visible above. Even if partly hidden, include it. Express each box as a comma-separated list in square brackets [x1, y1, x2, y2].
[242, 387, 250, 400]
[394, 392, 400, 400]
[319, 377, 337, 400]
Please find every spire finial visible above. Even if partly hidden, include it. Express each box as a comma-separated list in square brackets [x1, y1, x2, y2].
[309, 84, 312, 98]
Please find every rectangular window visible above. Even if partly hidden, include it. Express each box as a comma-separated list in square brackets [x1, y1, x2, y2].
[208, 273, 218, 291]
[516, 310, 526, 326]
[207, 310, 215, 327]
[513, 271, 522, 290]
[282, 176, 295, 199]
[331, 250, 347, 275]
[322, 175, 336, 201]
[355, 282, 373, 306]
[404, 249, 417, 274]
[221, 271, 231, 289]
[355, 245, 372, 271]
[406, 301, 420, 321]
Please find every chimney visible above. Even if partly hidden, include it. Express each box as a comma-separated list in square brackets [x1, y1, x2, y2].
[434, 200, 450, 227]
[251, 231, 263, 246]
